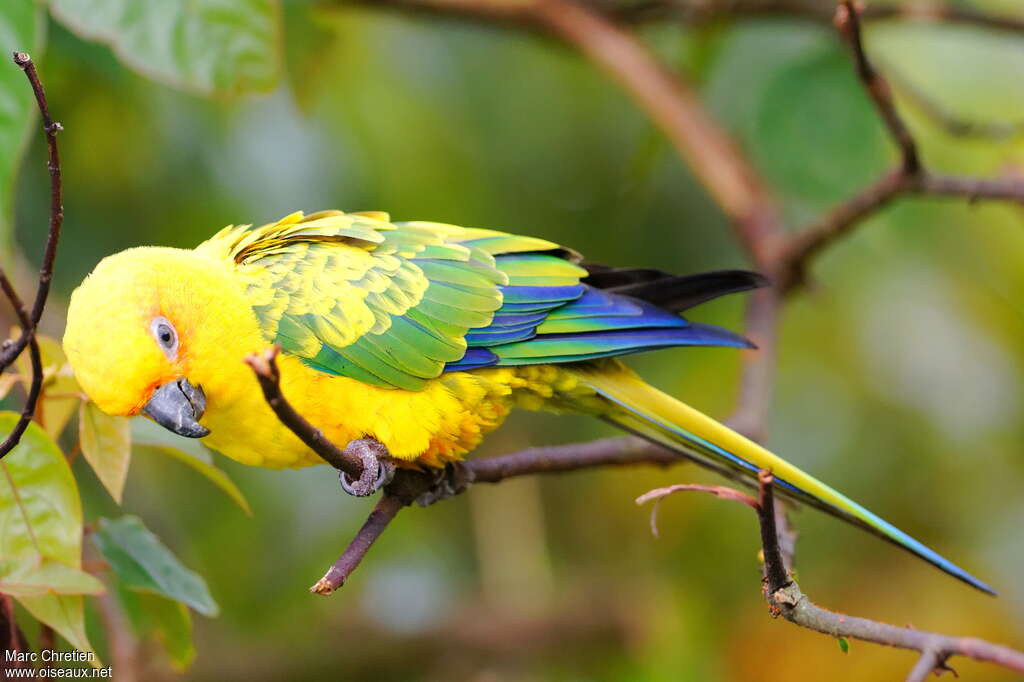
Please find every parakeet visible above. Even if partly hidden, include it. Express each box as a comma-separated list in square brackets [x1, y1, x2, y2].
[62, 210, 992, 593]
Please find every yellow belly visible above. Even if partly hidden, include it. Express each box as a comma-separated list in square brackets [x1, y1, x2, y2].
[199, 353, 599, 470]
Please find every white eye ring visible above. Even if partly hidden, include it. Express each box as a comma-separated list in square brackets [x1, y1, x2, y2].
[150, 316, 179, 360]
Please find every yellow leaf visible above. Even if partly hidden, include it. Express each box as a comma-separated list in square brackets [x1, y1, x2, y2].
[0, 557, 104, 597]
[79, 401, 131, 503]
[14, 334, 83, 438]
[0, 373, 19, 400]
[18, 594, 99, 665]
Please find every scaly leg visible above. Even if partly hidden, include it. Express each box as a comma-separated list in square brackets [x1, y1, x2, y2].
[338, 438, 395, 497]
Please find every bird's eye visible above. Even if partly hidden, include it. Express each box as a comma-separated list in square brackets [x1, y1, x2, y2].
[150, 316, 179, 359]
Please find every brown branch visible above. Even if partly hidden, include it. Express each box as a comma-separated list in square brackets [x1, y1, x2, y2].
[243, 346, 366, 479]
[311, 493, 406, 595]
[637, 471, 1024, 679]
[755, 470, 790, 594]
[466, 435, 676, 482]
[0, 52, 61, 460]
[304, 436, 683, 594]
[774, 3, 1024, 292]
[0, 52, 64, 372]
[0, 271, 43, 459]
[836, 2, 920, 176]
[635, 482, 759, 537]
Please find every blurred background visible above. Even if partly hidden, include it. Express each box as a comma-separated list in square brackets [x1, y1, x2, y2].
[3, 0, 1024, 680]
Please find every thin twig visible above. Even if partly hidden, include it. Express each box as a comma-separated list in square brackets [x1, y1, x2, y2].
[243, 347, 365, 479]
[635, 482, 759, 537]
[0, 52, 63, 372]
[0, 52, 64, 460]
[311, 493, 405, 595]
[836, 2, 920, 176]
[756, 470, 790, 594]
[0, 240, 43, 461]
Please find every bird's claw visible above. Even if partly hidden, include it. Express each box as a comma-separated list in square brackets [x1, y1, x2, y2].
[338, 439, 395, 497]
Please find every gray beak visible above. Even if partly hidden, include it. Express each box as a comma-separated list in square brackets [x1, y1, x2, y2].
[142, 378, 210, 438]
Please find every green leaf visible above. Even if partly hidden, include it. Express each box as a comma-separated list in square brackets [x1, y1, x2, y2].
[115, 586, 195, 671]
[837, 636, 850, 654]
[0, 412, 97, 655]
[131, 418, 251, 515]
[79, 401, 131, 503]
[754, 44, 890, 220]
[0, 0, 42, 254]
[48, 0, 281, 95]
[92, 515, 219, 617]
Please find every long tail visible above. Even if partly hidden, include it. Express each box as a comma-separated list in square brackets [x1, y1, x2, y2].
[573, 364, 995, 595]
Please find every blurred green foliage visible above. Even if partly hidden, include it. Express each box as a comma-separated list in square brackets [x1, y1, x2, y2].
[2, 0, 1024, 680]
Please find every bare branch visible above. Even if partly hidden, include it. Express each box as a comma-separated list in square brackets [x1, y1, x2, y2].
[0, 52, 62, 459]
[311, 493, 405, 595]
[0, 52, 64, 372]
[755, 470, 791, 594]
[639, 470, 1024, 678]
[775, 4, 1024, 292]
[467, 435, 677, 482]
[770, 578, 1024, 678]
[835, 2, 920, 175]
[636, 482, 759, 537]
[304, 436, 683, 593]
[243, 347, 366, 479]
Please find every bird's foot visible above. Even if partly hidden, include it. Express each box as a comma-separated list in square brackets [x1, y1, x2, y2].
[414, 462, 473, 507]
[338, 439, 395, 497]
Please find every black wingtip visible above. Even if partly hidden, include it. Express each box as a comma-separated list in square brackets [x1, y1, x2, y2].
[586, 268, 772, 313]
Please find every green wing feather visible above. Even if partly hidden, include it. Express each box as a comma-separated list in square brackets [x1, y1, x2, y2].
[197, 211, 514, 390]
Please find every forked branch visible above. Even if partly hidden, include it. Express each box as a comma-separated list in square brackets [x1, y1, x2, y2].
[637, 471, 1024, 680]
[0, 52, 65, 459]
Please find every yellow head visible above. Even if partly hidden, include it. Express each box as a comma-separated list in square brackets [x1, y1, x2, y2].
[63, 247, 263, 437]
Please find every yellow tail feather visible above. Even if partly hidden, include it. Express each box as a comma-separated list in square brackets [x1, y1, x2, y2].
[569, 362, 994, 594]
